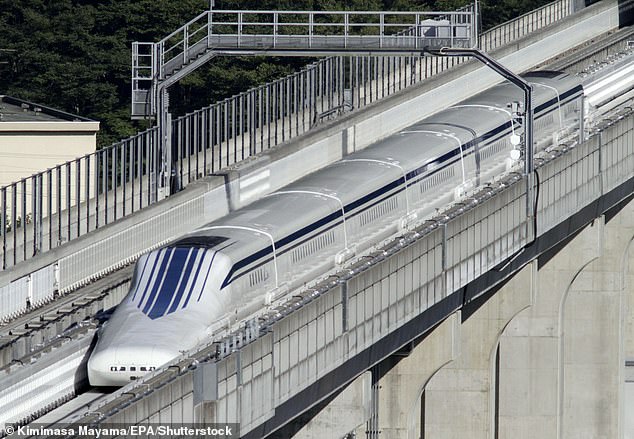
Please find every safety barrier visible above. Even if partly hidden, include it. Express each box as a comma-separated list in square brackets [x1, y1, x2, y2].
[0, 0, 574, 271]
[80, 106, 634, 437]
[0, 327, 94, 432]
[480, 0, 571, 52]
[0, 265, 55, 323]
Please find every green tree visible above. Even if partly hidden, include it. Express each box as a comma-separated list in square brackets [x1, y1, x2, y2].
[0, 0, 207, 146]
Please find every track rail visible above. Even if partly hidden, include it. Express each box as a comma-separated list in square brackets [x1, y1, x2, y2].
[0, 267, 132, 369]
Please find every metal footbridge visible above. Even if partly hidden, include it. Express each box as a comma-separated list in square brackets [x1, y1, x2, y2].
[1, 0, 634, 437]
[131, 7, 476, 117]
[132, 5, 477, 198]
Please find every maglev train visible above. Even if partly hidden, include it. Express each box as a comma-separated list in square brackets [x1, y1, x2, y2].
[88, 71, 584, 386]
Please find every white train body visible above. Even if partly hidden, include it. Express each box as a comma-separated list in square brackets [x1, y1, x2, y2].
[88, 72, 584, 386]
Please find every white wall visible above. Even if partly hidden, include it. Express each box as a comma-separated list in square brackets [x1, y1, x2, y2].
[0, 121, 98, 188]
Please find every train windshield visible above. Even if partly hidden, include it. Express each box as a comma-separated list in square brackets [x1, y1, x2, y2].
[129, 247, 219, 319]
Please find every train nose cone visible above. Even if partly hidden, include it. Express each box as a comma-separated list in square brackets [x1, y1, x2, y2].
[87, 348, 118, 387]
[88, 345, 180, 387]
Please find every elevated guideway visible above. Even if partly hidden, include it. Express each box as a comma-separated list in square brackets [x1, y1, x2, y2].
[47, 55, 634, 438]
[1, 0, 633, 436]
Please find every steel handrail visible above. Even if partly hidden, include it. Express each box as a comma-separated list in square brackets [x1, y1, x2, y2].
[483, 0, 567, 35]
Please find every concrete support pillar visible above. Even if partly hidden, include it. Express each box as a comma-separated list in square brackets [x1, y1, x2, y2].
[418, 262, 534, 439]
[499, 197, 634, 438]
[376, 312, 461, 439]
[293, 372, 372, 439]
[497, 219, 601, 438]
[623, 200, 634, 439]
[617, 200, 634, 365]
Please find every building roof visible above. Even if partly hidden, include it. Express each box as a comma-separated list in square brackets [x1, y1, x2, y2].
[0, 95, 95, 123]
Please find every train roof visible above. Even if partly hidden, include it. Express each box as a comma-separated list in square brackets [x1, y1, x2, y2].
[178, 71, 583, 261]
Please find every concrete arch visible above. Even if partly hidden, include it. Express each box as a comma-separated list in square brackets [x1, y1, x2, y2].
[487, 261, 537, 439]
[556, 251, 600, 439]
[495, 218, 603, 439]
[617, 220, 634, 439]
[406, 358, 454, 439]
[552, 200, 634, 439]
[420, 261, 535, 439]
[376, 312, 461, 439]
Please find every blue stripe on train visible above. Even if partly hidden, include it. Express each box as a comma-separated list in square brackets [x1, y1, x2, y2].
[135, 248, 215, 319]
[219, 86, 584, 288]
[146, 248, 191, 319]
[167, 248, 202, 314]
[131, 253, 153, 301]
[196, 251, 217, 302]
[137, 248, 168, 308]
[142, 248, 175, 315]
[183, 250, 214, 307]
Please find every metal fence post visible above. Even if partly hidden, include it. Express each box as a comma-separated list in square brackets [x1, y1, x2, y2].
[1, 187, 6, 270]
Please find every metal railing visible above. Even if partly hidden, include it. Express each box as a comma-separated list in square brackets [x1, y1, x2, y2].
[1, 127, 159, 269]
[480, 0, 571, 51]
[132, 7, 476, 118]
[1, 0, 575, 272]
[160, 9, 474, 64]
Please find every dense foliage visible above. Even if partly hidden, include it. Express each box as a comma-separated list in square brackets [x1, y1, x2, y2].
[0, 0, 554, 147]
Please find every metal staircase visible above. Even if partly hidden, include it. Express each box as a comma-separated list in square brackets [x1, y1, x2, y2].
[131, 42, 156, 118]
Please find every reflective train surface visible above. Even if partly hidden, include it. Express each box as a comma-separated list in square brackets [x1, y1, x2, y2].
[88, 71, 586, 386]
